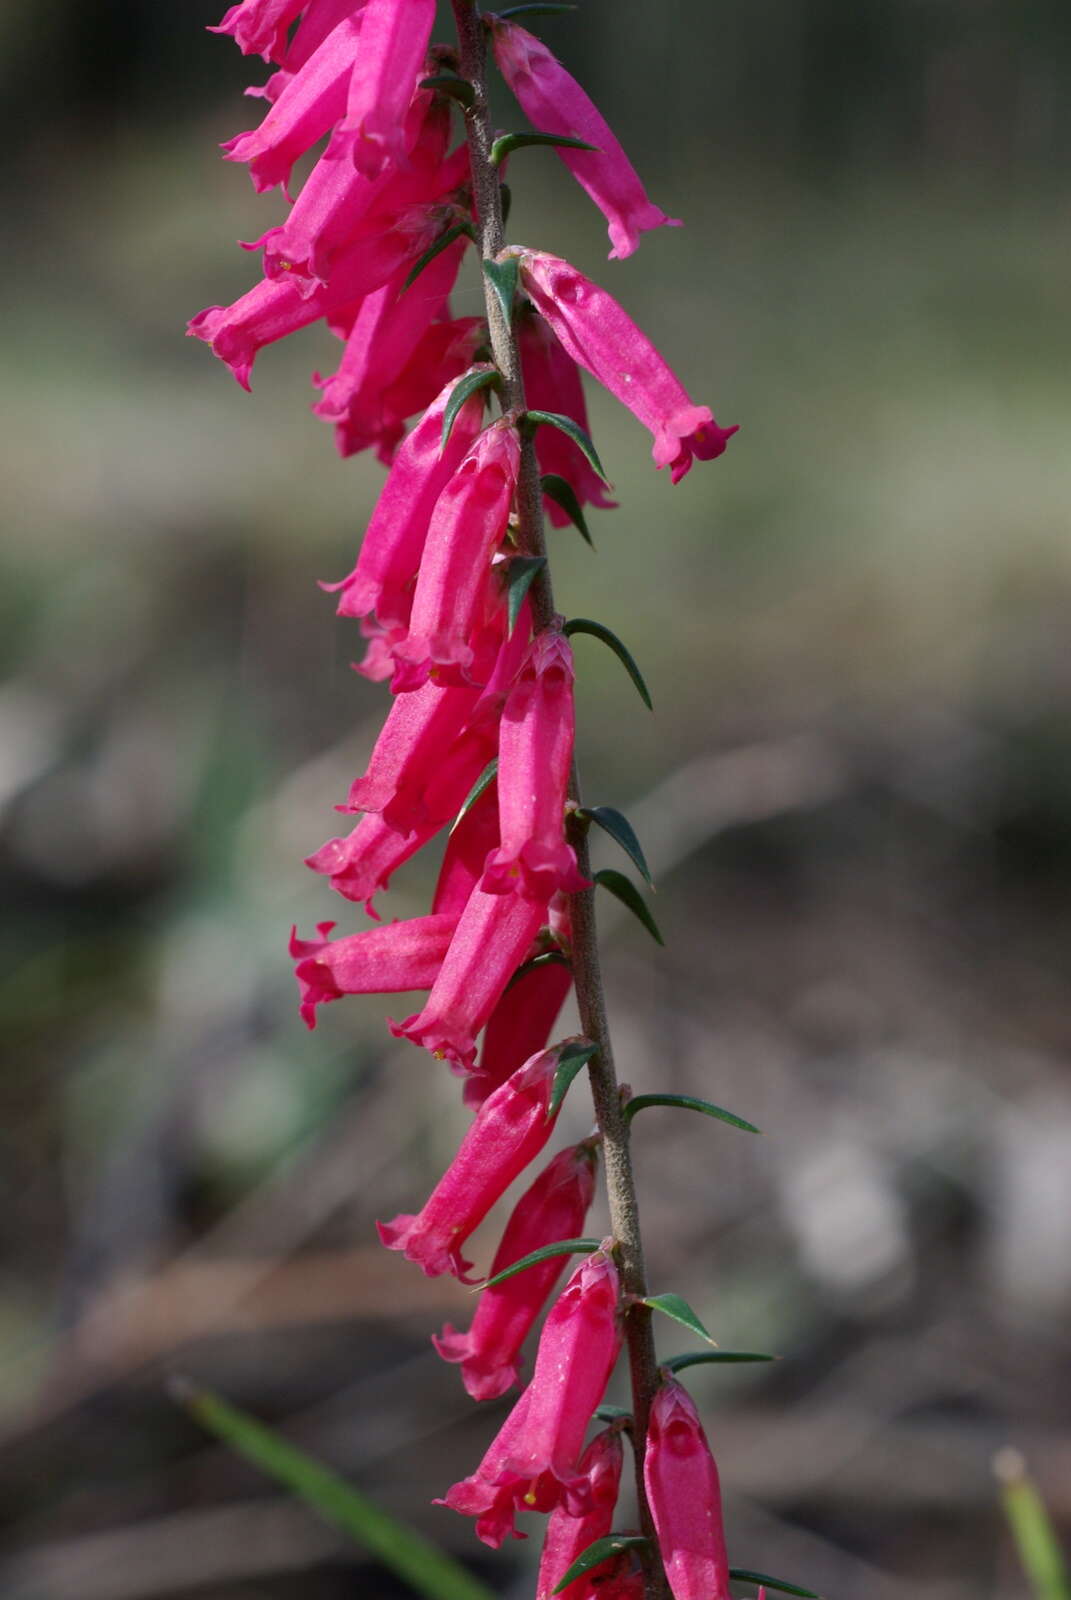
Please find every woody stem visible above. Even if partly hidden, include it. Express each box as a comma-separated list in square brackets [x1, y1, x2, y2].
[451, 5, 668, 1593]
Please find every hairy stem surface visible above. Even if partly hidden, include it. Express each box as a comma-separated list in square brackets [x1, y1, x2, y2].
[451, 5, 668, 1590]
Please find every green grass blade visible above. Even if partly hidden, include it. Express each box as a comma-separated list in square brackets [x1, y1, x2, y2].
[996, 1449, 1071, 1600]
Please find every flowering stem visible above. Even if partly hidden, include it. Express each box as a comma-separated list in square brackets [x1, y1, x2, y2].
[451, 5, 669, 1592]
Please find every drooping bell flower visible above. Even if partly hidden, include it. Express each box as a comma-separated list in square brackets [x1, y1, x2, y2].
[434, 1141, 597, 1400]
[221, 12, 364, 194]
[304, 811, 436, 917]
[643, 1377, 733, 1600]
[371, 317, 485, 465]
[209, 0, 306, 62]
[535, 1425, 623, 1600]
[518, 311, 617, 527]
[389, 881, 545, 1069]
[341, 678, 483, 830]
[482, 629, 588, 900]
[289, 913, 455, 1029]
[327, 0, 437, 179]
[188, 203, 448, 389]
[490, 19, 679, 261]
[511, 248, 738, 483]
[465, 949, 572, 1109]
[389, 422, 521, 691]
[377, 1045, 565, 1278]
[430, 781, 501, 920]
[325, 363, 492, 628]
[439, 1249, 622, 1543]
[246, 0, 363, 105]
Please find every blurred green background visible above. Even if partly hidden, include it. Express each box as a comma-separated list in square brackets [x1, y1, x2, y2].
[3, 2, 1070, 1596]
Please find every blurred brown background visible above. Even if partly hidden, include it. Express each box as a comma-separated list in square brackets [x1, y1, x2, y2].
[3, 2, 1071, 1596]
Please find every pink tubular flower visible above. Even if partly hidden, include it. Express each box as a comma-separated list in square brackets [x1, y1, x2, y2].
[327, 0, 436, 178]
[513, 248, 738, 483]
[304, 810, 437, 916]
[465, 951, 572, 1110]
[482, 629, 588, 901]
[376, 1045, 565, 1278]
[491, 19, 679, 261]
[643, 1377, 732, 1600]
[341, 679, 482, 829]
[389, 883, 545, 1069]
[209, 0, 306, 62]
[434, 1141, 597, 1400]
[247, 0, 362, 104]
[440, 1249, 622, 1544]
[536, 1425, 624, 1600]
[518, 312, 617, 526]
[389, 422, 521, 689]
[430, 782, 502, 920]
[289, 913, 455, 1029]
[221, 13, 364, 194]
[325, 363, 492, 628]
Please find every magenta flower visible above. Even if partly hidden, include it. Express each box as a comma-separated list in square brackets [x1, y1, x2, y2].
[377, 1045, 564, 1278]
[327, 0, 436, 178]
[429, 781, 502, 921]
[341, 678, 487, 833]
[434, 1141, 597, 1399]
[370, 317, 485, 466]
[465, 952, 572, 1110]
[305, 811, 431, 916]
[536, 1424, 623, 1600]
[389, 882, 545, 1069]
[289, 913, 455, 1029]
[389, 422, 521, 690]
[209, 0, 306, 62]
[514, 248, 738, 483]
[482, 629, 588, 901]
[643, 1377, 732, 1600]
[221, 12, 363, 194]
[491, 18, 679, 261]
[249, 0, 368, 106]
[440, 1249, 622, 1543]
[325, 363, 492, 628]
[518, 311, 618, 526]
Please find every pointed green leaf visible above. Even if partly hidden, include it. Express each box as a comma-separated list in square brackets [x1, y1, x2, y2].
[442, 367, 500, 446]
[540, 473, 595, 547]
[625, 1093, 759, 1135]
[524, 410, 610, 485]
[419, 73, 476, 109]
[730, 1570, 821, 1599]
[997, 1451, 1071, 1600]
[552, 1536, 651, 1595]
[449, 758, 497, 837]
[640, 1292, 717, 1345]
[505, 949, 572, 992]
[564, 618, 652, 709]
[664, 1351, 776, 1373]
[482, 257, 520, 329]
[171, 1381, 495, 1600]
[491, 131, 599, 167]
[504, 554, 546, 633]
[403, 222, 474, 291]
[497, 3, 579, 18]
[577, 805, 652, 887]
[548, 1039, 598, 1118]
[593, 869, 664, 946]
[477, 1237, 602, 1292]
[594, 1404, 632, 1424]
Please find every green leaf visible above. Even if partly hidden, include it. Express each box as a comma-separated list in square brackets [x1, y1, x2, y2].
[442, 367, 500, 447]
[564, 617, 652, 709]
[577, 805, 652, 887]
[477, 1237, 602, 1292]
[171, 1381, 495, 1600]
[505, 949, 572, 992]
[593, 869, 664, 945]
[524, 410, 610, 486]
[640, 1292, 717, 1345]
[504, 555, 546, 633]
[482, 257, 520, 329]
[540, 474, 595, 547]
[497, 3, 579, 18]
[730, 1570, 821, 1599]
[594, 1404, 632, 1424]
[996, 1450, 1071, 1600]
[418, 74, 476, 109]
[548, 1040, 598, 1119]
[552, 1536, 651, 1595]
[499, 181, 513, 228]
[491, 131, 599, 167]
[403, 222, 474, 291]
[449, 758, 497, 836]
[664, 1350, 776, 1373]
[625, 1093, 759, 1135]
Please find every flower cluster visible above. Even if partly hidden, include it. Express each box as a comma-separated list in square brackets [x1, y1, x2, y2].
[198, 3, 744, 1596]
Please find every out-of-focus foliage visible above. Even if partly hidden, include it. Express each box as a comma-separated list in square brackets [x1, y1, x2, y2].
[2, 3, 1070, 1598]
